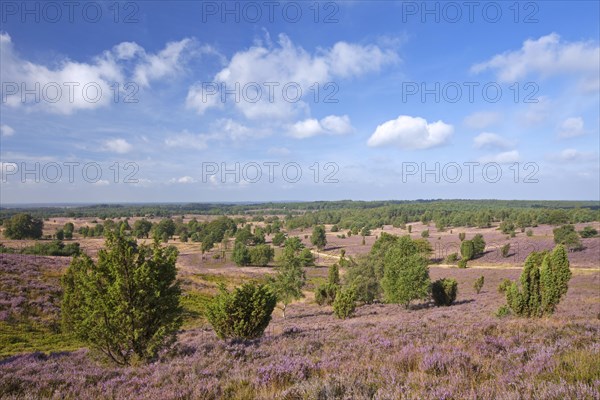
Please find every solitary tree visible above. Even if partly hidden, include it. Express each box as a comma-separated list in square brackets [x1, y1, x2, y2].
[3, 213, 43, 239]
[61, 232, 182, 365]
[269, 250, 306, 318]
[381, 249, 430, 309]
[311, 225, 327, 251]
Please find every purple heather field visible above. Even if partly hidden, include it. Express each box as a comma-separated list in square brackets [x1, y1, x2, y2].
[1, 248, 599, 399]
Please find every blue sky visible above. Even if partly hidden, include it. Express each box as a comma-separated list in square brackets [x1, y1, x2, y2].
[1, 1, 599, 203]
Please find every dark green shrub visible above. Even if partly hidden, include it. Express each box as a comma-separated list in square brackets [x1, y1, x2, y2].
[473, 276, 484, 294]
[249, 244, 274, 266]
[431, 278, 458, 306]
[232, 242, 251, 266]
[333, 287, 356, 319]
[501, 243, 511, 258]
[421, 230, 429, 238]
[506, 245, 571, 317]
[498, 278, 512, 293]
[206, 282, 276, 339]
[457, 259, 467, 269]
[444, 252, 458, 264]
[579, 226, 598, 238]
[526, 229, 533, 237]
[460, 240, 474, 261]
[315, 283, 338, 306]
[553, 225, 582, 251]
[458, 232, 466, 241]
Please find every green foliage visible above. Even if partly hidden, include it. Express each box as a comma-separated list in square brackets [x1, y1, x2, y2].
[540, 245, 572, 315]
[553, 225, 583, 250]
[526, 229, 533, 237]
[153, 219, 176, 242]
[472, 234, 486, 256]
[499, 220, 515, 234]
[205, 282, 276, 340]
[501, 243, 511, 258]
[457, 259, 467, 268]
[458, 232, 466, 241]
[61, 232, 182, 365]
[407, 225, 412, 233]
[249, 244, 274, 267]
[360, 226, 371, 237]
[579, 226, 598, 238]
[3, 213, 43, 239]
[381, 250, 430, 308]
[328, 263, 340, 285]
[473, 276, 485, 294]
[333, 286, 356, 319]
[311, 225, 327, 250]
[272, 231, 286, 246]
[444, 252, 458, 264]
[133, 219, 153, 238]
[495, 305, 511, 318]
[345, 255, 380, 304]
[330, 225, 339, 232]
[269, 249, 307, 318]
[314, 283, 338, 306]
[0, 240, 81, 257]
[460, 240, 474, 261]
[431, 278, 458, 306]
[498, 278, 512, 294]
[421, 229, 429, 238]
[299, 248, 315, 267]
[232, 242, 251, 266]
[506, 245, 571, 317]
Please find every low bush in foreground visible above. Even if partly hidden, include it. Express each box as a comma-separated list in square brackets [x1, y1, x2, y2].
[206, 282, 276, 340]
[431, 278, 458, 306]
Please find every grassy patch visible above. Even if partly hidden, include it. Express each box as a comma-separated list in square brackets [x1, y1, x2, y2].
[0, 322, 82, 358]
[180, 291, 213, 328]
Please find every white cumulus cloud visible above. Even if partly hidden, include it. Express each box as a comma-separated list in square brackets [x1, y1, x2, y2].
[103, 138, 132, 154]
[288, 115, 353, 139]
[367, 115, 453, 150]
[472, 33, 599, 91]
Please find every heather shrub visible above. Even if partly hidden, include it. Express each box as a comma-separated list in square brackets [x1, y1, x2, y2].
[473, 276, 484, 294]
[457, 259, 467, 269]
[431, 278, 458, 306]
[506, 245, 571, 317]
[206, 282, 276, 340]
[333, 286, 356, 319]
[61, 232, 182, 365]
